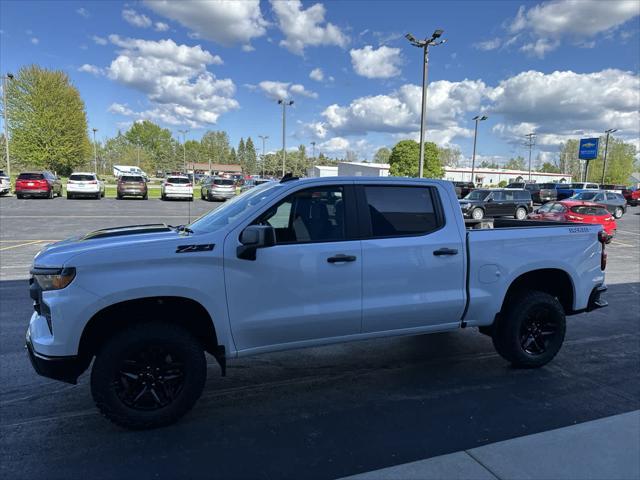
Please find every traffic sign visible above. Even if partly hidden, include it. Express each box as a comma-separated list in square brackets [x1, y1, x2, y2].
[579, 138, 599, 160]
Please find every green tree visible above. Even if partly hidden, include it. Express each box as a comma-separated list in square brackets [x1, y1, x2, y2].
[479, 160, 500, 168]
[229, 147, 237, 164]
[201, 130, 230, 165]
[437, 146, 462, 167]
[124, 120, 175, 172]
[243, 137, 258, 174]
[585, 136, 636, 184]
[5, 65, 91, 175]
[237, 138, 246, 168]
[539, 162, 561, 173]
[373, 147, 391, 164]
[504, 156, 526, 170]
[388, 140, 444, 178]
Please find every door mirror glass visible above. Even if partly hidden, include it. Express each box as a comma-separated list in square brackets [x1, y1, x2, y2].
[237, 225, 276, 260]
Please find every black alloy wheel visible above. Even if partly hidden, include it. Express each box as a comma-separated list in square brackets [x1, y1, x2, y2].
[519, 307, 559, 355]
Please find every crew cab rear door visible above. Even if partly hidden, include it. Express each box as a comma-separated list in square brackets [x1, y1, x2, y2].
[357, 182, 466, 333]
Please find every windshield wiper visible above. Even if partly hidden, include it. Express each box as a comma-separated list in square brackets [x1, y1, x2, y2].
[169, 224, 194, 234]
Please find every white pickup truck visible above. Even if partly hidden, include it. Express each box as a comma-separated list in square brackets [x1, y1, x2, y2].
[26, 177, 608, 429]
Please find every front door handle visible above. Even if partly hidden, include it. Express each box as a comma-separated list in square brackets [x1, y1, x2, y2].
[433, 248, 458, 256]
[327, 254, 357, 263]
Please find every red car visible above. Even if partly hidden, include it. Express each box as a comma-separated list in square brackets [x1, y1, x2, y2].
[527, 200, 617, 239]
[15, 171, 63, 199]
[628, 189, 640, 207]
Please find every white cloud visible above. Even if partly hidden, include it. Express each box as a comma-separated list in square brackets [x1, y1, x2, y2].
[154, 22, 170, 32]
[473, 38, 501, 51]
[145, 0, 266, 46]
[319, 137, 350, 153]
[78, 64, 104, 76]
[92, 35, 108, 45]
[76, 7, 90, 18]
[350, 45, 402, 78]
[508, 0, 639, 57]
[309, 68, 324, 82]
[271, 0, 349, 55]
[104, 35, 237, 127]
[258, 81, 317, 100]
[30, 37, 39, 45]
[242, 44, 255, 52]
[122, 8, 152, 28]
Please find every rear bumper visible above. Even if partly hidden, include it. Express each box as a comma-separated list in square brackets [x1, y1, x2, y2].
[16, 189, 49, 196]
[164, 191, 193, 198]
[25, 329, 84, 384]
[210, 191, 235, 199]
[586, 285, 608, 312]
[67, 187, 100, 194]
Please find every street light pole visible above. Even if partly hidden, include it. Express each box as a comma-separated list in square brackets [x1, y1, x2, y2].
[3, 73, 14, 180]
[601, 128, 617, 184]
[471, 115, 488, 184]
[258, 135, 269, 177]
[92, 128, 98, 173]
[311, 141, 316, 162]
[405, 29, 445, 178]
[525, 133, 536, 181]
[277, 99, 294, 177]
[178, 129, 189, 173]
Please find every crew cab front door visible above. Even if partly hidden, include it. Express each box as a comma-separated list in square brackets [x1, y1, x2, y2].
[358, 183, 466, 333]
[223, 183, 362, 352]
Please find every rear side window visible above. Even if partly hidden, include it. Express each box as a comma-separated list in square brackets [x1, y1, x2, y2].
[69, 174, 96, 181]
[363, 186, 440, 238]
[214, 179, 235, 186]
[167, 177, 190, 184]
[606, 193, 618, 200]
[587, 184, 599, 189]
[515, 191, 531, 200]
[571, 206, 609, 216]
[18, 173, 44, 180]
[539, 183, 556, 189]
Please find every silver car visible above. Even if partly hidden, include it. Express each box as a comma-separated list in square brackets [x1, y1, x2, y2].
[571, 190, 627, 218]
[201, 177, 236, 201]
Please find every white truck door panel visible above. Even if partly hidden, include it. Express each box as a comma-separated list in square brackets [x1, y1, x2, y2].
[359, 184, 466, 333]
[223, 183, 362, 351]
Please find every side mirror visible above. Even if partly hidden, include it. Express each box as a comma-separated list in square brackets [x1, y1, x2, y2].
[486, 197, 493, 203]
[237, 225, 276, 260]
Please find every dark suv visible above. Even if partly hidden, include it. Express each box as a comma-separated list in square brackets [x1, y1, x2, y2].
[459, 188, 533, 220]
[117, 175, 148, 200]
[506, 182, 542, 203]
[451, 181, 475, 199]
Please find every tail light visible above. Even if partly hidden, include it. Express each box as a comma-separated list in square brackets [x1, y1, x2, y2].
[598, 230, 607, 270]
[186, 183, 192, 187]
[166, 183, 173, 186]
[89, 180, 97, 184]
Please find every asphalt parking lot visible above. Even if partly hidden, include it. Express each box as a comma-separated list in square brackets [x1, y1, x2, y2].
[0, 195, 639, 479]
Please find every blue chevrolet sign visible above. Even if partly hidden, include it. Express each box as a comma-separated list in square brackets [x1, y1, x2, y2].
[579, 138, 599, 160]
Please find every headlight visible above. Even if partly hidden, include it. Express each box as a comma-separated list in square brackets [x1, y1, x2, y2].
[33, 267, 76, 291]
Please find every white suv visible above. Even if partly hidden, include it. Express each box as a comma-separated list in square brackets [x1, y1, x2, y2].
[66, 173, 105, 199]
[161, 176, 193, 201]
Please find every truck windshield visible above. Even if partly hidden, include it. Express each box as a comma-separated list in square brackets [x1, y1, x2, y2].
[464, 190, 490, 201]
[189, 181, 284, 233]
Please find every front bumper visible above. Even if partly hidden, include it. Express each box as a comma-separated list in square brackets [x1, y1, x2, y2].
[25, 329, 84, 384]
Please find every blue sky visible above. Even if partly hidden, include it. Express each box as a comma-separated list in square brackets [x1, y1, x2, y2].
[1, 0, 639, 165]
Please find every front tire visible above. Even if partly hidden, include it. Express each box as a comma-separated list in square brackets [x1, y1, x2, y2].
[471, 208, 484, 220]
[515, 207, 527, 220]
[614, 207, 623, 219]
[492, 290, 566, 368]
[91, 322, 207, 430]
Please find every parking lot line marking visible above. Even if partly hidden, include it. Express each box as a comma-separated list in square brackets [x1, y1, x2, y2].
[611, 240, 634, 247]
[0, 240, 47, 251]
[0, 215, 191, 218]
[0, 240, 60, 243]
[617, 229, 640, 236]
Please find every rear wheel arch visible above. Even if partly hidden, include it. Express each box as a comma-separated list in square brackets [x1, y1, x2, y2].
[500, 268, 575, 316]
[79, 296, 220, 362]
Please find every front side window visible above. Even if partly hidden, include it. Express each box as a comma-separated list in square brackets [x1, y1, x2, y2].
[550, 203, 565, 213]
[538, 203, 554, 213]
[465, 190, 490, 201]
[606, 193, 618, 200]
[254, 186, 345, 244]
[363, 186, 440, 238]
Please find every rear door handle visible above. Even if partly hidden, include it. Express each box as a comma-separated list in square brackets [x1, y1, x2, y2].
[327, 254, 357, 263]
[433, 248, 459, 256]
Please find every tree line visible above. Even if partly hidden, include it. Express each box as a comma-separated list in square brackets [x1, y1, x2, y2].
[1, 65, 637, 184]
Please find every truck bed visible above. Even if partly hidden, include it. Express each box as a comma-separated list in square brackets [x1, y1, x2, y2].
[465, 218, 576, 229]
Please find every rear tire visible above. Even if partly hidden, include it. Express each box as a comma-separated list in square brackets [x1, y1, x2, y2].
[614, 207, 623, 219]
[67, 193, 73, 200]
[515, 207, 527, 220]
[117, 194, 122, 200]
[48, 189, 54, 199]
[492, 290, 566, 368]
[90, 322, 207, 430]
[16, 193, 23, 199]
[143, 193, 148, 200]
[471, 208, 484, 220]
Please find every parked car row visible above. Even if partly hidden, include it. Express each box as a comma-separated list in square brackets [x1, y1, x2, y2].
[527, 201, 617, 241]
[459, 188, 534, 220]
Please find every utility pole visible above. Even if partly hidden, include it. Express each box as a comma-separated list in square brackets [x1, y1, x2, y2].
[471, 115, 488, 184]
[601, 128, 617, 184]
[311, 141, 316, 164]
[3, 73, 14, 180]
[277, 99, 293, 177]
[178, 129, 189, 173]
[524, 133, 536, 181]
[258, 135, 269, 177]
[405, 29, 446, 178]
[92, 128, 98, 173]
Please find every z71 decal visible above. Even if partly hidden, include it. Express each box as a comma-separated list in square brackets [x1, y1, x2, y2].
[176, 244, 215, 253]
[568, 227, 590, 233]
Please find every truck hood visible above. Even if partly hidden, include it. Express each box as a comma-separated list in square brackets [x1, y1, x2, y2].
[33, 224, 190, 267]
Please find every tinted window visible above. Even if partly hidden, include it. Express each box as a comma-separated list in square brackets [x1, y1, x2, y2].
[69, 174, 96, 181]
[571, 206, 609, 216]
[606, 193, 618, 200]
[506, 183, 524, 188]
[525, 184, 539, 191]
[539, 183, 557, 189]
[18, 173, 44, 180]
[120, 176, 144, 182]
[213, 179, 235, 186]
[255, 186, 345, 244]
[167, 177, 190, 184]
[587, 184, 599, 189]
[574, 191, 597, 200]
[491, 191, 505, 201]
[465, 190, 490, 201]
[515, 191, 531, 200]
[364, 186, 439, 237]
[538, 203, 553, 213]
[550, 203, 565, 213]
[502, 191, 515, 201]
